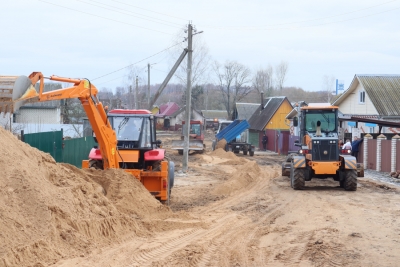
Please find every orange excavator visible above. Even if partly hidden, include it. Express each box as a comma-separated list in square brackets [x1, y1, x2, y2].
[0, 72, 174, 203]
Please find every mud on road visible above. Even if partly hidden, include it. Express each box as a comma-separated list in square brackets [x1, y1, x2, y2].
[2, 128, 400, 267]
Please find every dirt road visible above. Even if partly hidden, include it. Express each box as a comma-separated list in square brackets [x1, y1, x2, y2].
[50, 132, 400, 267]
[2, 128, 400, 267]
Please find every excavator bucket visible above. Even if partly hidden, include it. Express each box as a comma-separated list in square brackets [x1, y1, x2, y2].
[0, 75, 38, 113]
[171, 139, 204, 152]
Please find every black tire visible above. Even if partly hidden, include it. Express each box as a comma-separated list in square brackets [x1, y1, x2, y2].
[344, 169, 357, 191]
[249, 148, 254, 156]
[234, 150, 240, 154]
[178, 150, 183, 155]
[282, 162, 291, 177]
[289, 163, 294, 188]
[292, 168, 305, 190]
[243, 150, 248, 155]
[89, 159, 103, 169]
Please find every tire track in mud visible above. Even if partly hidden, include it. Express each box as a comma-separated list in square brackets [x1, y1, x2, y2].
[194, 165, 298, 266]
[127, 213, 239, 267]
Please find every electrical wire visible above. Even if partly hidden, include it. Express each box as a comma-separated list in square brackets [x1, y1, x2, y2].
[92, 40, 186, 81]
[201, 0, 399, 30]
[110, 0, 187, 21]
[77, 0, 184, 28]
[38, 0, 175, 35]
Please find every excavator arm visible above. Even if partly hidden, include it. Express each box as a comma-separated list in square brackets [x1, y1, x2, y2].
[1, 72, 119, 169]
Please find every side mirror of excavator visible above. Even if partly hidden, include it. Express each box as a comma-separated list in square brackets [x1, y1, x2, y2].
[155, 139, 162, 148]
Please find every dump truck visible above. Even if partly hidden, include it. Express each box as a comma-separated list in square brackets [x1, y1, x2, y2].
[171, 120, 205, 154]
[0, 72, 174, 204]
[281, 103, 363, 191]
[212, 119, 255, 156]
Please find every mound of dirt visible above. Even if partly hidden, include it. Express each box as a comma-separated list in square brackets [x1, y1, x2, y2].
[210, 148, 238, 160]
[214, 139, 227, 150]
[212, 161, 261, 196]
[0, 127, 172, 267]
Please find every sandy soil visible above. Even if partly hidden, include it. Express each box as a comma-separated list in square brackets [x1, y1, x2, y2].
[1, 127, 400, 267]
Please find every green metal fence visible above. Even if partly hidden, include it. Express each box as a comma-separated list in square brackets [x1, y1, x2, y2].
[23, 130, 96, 168]
[62, 136, 96, 168]
[23, 130, 63, 162]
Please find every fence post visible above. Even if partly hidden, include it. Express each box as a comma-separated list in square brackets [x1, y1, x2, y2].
[391, 135, 400, 173]
[363, 133, 372, 170]
[376, 134, 387, 172]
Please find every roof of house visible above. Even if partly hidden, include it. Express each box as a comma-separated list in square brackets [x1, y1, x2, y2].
[332, 74, 400, 117]
[170, 106, 202, 118]
[234, 103, 260, 120]
[201, 110, 229, 120]
[248, 96, 289, 131]
[156, 102, 180, 117]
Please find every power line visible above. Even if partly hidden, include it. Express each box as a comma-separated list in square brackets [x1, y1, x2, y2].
[78, 0, 183, 28]
[92, 40, 186, 81]
[110, 0, 187, 21]
[201, 0, 399, 30]
[38, 0, 175, 35]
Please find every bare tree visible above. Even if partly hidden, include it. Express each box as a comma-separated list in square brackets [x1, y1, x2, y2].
[322, 75, 336, 103]
[252, 65, 273, 97]
[213, 60, 252, 118]
[275, 61, 289, 92]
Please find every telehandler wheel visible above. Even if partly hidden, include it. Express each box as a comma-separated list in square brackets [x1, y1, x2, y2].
[344, 169, 357, 191]
[289, 163, 294, 188]
[292, 167, 305, 190]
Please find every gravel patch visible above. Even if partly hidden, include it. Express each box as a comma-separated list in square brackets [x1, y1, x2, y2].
[363, 169, 400, 187]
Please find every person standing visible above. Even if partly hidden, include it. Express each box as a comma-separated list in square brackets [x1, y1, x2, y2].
[351, 136, 364, 162]
[262, 133, 268, 151]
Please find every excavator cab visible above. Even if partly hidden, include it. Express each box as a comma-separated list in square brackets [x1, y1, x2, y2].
[108, 110, 157, 150]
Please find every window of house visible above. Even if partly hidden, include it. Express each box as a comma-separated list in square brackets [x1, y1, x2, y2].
[359, 91, 365, 104]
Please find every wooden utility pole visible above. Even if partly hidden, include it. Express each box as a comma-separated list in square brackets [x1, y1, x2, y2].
[182, 23, 193, 172]
[135, 76, 139, 109]
[147, 64, 150, 108]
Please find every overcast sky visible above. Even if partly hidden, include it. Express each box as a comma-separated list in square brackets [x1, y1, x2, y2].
[1, 0, 399, 93]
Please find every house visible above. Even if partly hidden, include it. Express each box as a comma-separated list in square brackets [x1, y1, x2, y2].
[232, 102, 260, 121]
[155, 102, 180, 130]
[170, 106, 204, 131]
[247, 96, 293, 152]
[332, 74, 400, 137]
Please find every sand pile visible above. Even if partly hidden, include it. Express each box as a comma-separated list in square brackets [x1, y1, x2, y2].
[214, 139, 227, 150]
[0, 127, 171, 267]
[212, 161, 261, 196]
[210, 148, 238, 160]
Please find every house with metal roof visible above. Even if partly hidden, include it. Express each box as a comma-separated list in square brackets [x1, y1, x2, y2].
[232, 102, 260, 121]
[332, 74, 400, 135]
[247, 96, 293, 151]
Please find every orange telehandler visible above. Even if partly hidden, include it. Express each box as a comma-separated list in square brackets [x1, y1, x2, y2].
[0, 72, 174, 203]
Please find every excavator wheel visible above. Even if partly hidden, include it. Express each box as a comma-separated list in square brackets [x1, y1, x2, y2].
[89, 159, 103, 169]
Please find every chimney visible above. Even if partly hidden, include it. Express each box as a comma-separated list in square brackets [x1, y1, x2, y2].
[261, 92, 264, 110]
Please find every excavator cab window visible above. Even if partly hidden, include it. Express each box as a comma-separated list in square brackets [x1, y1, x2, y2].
[190, 124, 201, 135]
[115, 117, 142, 141]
